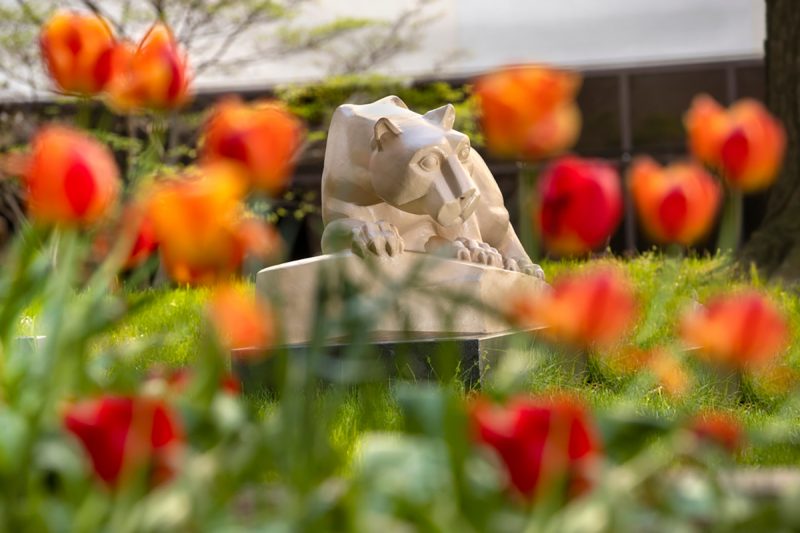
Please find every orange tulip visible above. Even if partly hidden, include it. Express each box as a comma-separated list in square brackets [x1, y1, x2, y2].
[689, 411, 744, 453]
[680, 291, 789, 369]
[146, 163, 278, 284]
[511, 267, 636, 348]
[475, 65, 581, 160]
[685, 95, 785, 192]
[208, 285, 275, 353]
[25, 126, 120, 226]
[201, 98, 304, 195]
[40, 11, 116, 95]
[108, 23, 190, 111]
[537, 157, 623, 256]
[628, 157, 721, 245]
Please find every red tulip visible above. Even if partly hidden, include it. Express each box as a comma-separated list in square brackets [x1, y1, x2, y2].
[40, 11, 116, 95]
[202, 98, 305, 195]
[689, 411, 744, 453]
[475, 66, 581, 160]
[108, 23, 190, 111]
[472, 395, 601, 500]
[207, 285, 275, 353]
[685, 95, 785, 192]
[511, 267, 636, 348]
[536, 157, 623, 256]
[680, 291, 789, 370]
[628, 157, 721, 245]
[148, 367, 241, 395]
[64, 395, 182, 487]
[25, 125, 120, 226]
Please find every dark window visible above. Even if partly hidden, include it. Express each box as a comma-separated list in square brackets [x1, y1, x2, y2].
[736, 65, 766, 101]
[629, 69, 727, 155]
[575, 76, 621, 156]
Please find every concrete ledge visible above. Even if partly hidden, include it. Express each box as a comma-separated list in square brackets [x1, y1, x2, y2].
[256, 251, 547, 345]
[232, 329, 538, 391]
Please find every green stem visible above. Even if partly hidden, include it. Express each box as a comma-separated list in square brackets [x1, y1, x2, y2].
[517, 162, 540, 260]
[717, 187, 743, 254]
[75, 97, 92, 130]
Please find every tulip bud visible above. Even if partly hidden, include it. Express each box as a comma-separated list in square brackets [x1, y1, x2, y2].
[207, 285, 275, 354]
[40, 11, 116, 95]
[475, 65, 581, 161]
[147, 163, 280, 285]
[685, 95, 785, 192]
[472, 395, 601, 500]
[25, 126, 120, 226]
[628, 157, 721, 246]
[536, 156, 623, 256]
[511, 267, 636, 348]
[681, 291, 789, 370]
[64, 395, 183, 487]
[201, 98, 305, 195]
[108, 23, 190, 112]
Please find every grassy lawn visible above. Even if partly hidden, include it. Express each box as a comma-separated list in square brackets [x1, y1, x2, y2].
[48, 254, 800, 467]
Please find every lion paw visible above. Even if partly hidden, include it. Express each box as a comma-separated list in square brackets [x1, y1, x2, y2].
[453, 238, 504, 268]
[504, 257, 545, 279]
[351, 220, 405, 258]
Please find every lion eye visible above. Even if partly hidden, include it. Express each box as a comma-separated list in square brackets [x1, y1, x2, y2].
[458, 146, 471, 161]
[419, 154, 440, 171]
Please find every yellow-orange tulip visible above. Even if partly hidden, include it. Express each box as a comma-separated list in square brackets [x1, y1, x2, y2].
[40, 11, 116, 95]
[25, 126, 120, 226]
[685, 95, 785, 192]
[475, 65, 581, 160]
[208, 285, 275, 353]
[511, 267, 636, 348]
[109, 23, 190, 111]
[681, 291, 789, 370]
[628, 157, 721, 245]
[201, 98, 304, 195]
[146, 163, 276, 284]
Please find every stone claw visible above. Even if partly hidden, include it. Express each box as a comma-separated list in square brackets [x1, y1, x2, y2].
[351, 220, 405, 258]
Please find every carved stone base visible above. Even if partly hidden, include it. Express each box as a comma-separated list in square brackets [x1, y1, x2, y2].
[255, 251, 547, 345]
[232, 329, 538, 390]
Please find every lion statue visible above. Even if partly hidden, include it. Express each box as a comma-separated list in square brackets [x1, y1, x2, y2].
[320, 95, 543, 278]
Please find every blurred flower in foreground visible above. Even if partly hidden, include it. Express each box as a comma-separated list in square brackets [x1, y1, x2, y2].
[536, 157, 623, 256]
[689, 410, 744, 454]
[121, 204, 159, 269]
[64, 395, 183, 487]
[40, 11, 116, 95]
[202, 98, 305, 195]
[608, 347, 692, 398]
[628, 157, 721, 246]
[680, 291, 789, 370]
[147, 163, 280, 284]
[511, 267, 636, 348]
[472, 395, 601, 501]
[25, 126, 120, 226]
[208, 285, 275, 354]
[685, 95, 785, 192]
[146, 367, 241, 396]
[475, 65, 581, 160]
[108, 23, 190, 112]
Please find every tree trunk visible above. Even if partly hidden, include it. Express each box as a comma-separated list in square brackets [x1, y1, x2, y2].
[741, 0, 800, 279]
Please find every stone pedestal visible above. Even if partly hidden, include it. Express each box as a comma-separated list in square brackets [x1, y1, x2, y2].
[232, 329, 538, 390]
[256, 251, 547, 345]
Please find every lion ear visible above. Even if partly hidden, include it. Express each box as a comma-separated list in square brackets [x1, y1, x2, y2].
[424, 104, 455, 130]
[372, 117, 402, 150]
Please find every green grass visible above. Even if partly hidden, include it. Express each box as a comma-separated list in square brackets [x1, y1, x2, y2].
[38, 254, 800, 466]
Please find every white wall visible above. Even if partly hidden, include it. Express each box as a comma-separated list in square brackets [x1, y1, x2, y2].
[197, 0, 765, 90]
